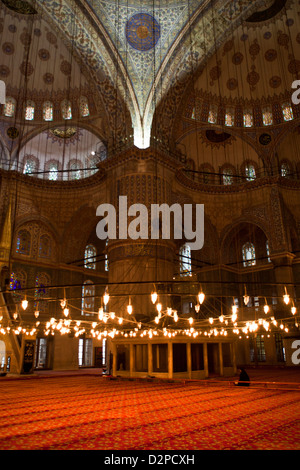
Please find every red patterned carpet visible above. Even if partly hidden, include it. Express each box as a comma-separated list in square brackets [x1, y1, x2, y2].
[0, 372, 299, 450]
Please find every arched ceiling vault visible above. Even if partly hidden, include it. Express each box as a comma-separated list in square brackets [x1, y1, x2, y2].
[36, 0, 264, 150]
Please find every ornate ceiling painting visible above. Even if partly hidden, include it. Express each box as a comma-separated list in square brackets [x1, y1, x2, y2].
[33, 0, 264, 150]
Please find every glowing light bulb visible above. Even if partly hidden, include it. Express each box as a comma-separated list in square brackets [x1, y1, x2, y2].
[219, 315, 224, 323]
[118, 317, 123, 325]
[195, 304, 200, 313]
[155, 316, 159, 324]
[167, 307, 172, 316]
[63, 307, 69, 317]
[22, 299, 28, 310]
[34, 310, 39, 318]
[198, 292, 205, 304]
[156, 303, 162, 313]
[283, 294, 290, 305]
[243, 295, 250, 306]
[264, 304, 270, 314]
[209, 317, 214, 324]
[103, 292, 110, 306]
[151, 292, 158, 304]
[98, 307, 104, 320]
[188, 317, 194, 325]
[174, 312, 178, 322]
[60, 299, 66, 308]
[291, 306, 297, 315]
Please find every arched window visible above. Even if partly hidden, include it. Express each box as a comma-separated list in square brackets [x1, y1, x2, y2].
[24, 101, 35, 121]
[16, 229, 31, 255]
[39, 234, 52, 258]
[245, 164, 256, 182]
[225, 108, 234, 127]
[262, 107, 273, 126]
[61, 100, 72, 120]
[282, 102, 294, 122]
[242, 242, 256, 267]
[35, 272, 51, 312]
[179, 243, 192, 277]
[10, 270, 27, 299]
[243, 110, 253, 128]
[81, 281, 95, 316]
[280, 162, 291, 178]
[23, 156, 38, 175]
[45, 160, 59, 181]
[84, 245, 97, 270]
[79, 96, 90, 118]
[208, 104, 218, 124]
[266, 240, 271, 263]
[43, 101, 53, 122]
[4, 97, 16, 118]
[69, 160, 82, 180]
[222, 168, 234, 185]
[105, 238, 109, 272]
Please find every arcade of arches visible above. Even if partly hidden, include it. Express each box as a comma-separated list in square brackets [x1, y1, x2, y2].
[0, 0, 300, 378]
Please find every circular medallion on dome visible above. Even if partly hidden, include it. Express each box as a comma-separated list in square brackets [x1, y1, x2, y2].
[125, 13, 160, 51]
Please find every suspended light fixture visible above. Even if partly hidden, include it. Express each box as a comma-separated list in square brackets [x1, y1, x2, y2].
[34, 310, 39, 318]
[167, 307, 172, 316]
[198, 291, 205, 305]
[151, 291, 158, 304]
[103, 289, 110, 306]
[98, 307, 104, 320]
[283, 287, 290, 305]
[156, 303, 162, 314]
[219, 315, 224, 323]
[188, 317, 194, 325]
[264, 298, 270, 314]
[63, 307, 69, 317]
[243, 285, 250, 306]
[22, 297, 28, 310]
[195, 304, 200, 313]
[291, 303, 297, 315]
[127, 297, 133, 315]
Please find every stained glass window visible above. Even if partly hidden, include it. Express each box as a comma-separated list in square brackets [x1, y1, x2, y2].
[43, 101, 53, 122]
[81, 281, 95, 315]
[69, 160, 82, 180]
[24, 101, 35, 121]
[179, 243, 192, 276]
[4, 97, 16, 118]
[282, 102, 294, 122]
[46, 161, 59, 181]
[225, 109, 234, 127]
[242, 242, 256, 267]
[16, 229, 31, 255]
[281, 162, 291, 177]
[23, 157, 37, 175]
[266, 240, 271, 263]
[79, 96, 90, 118]
[262, 107, 273, 126]
[208, 105, 218, 124]
[39, 234, 51, 258]
[35, 272, 50, 312]
[61, 100, 72, 120]
[10, 271, 26, 300]
[245, 164, 256, 182]
[84, 245, 96, 270]
[222, 168, 233, 185]
[243, 111, 253, 128]
[105, 238, 109, 272]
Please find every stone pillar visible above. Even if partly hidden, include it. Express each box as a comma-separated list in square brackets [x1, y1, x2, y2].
[130, 343, 134, 377]
[168, 342, 173, 378]
[148, 342, 153, 375]
[203, 343, 208, 378]
[187, 342, 192, 379]
[219, 342, 224, 377]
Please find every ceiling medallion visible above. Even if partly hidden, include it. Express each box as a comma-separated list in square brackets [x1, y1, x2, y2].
[259, 133, 272, 146]
[125, 13, 160, 51]
[50, 128, 77, 139]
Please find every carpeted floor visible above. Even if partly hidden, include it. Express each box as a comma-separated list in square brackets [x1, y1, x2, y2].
[0, 369, 299, 450]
